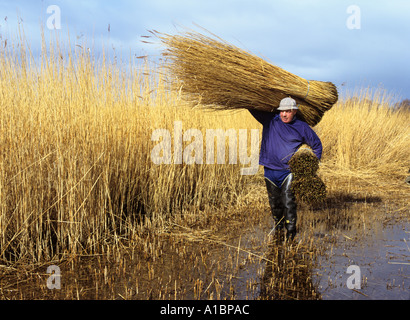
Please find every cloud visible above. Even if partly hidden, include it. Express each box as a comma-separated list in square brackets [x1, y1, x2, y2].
[0, 0, 409, 99]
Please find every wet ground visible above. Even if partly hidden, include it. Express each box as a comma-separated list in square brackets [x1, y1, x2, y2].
[208, 200, 409, 300]
[314, 211, 409, 299]
[0, 179, 409, 300]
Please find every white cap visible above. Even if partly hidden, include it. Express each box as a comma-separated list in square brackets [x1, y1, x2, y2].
[277, 97, 298, 110]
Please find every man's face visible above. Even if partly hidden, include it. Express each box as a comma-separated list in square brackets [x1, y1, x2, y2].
[280, 109, 297, 124]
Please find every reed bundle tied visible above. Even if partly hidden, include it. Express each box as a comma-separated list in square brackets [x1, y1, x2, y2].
[154, 29, 338, 126]
[289, 145, 327, 205]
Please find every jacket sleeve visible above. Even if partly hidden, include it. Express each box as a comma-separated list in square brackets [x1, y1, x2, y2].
[303, 126, 323, 160]
[248, 109, 274, 127]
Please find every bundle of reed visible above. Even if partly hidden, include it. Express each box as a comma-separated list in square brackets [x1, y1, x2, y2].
[288, 145, 327, 204]
[153, 28, 338, 126]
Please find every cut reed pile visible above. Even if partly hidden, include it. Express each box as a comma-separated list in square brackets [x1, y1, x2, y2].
[288, 145, 327, 205]
[154, 28, 338, 126]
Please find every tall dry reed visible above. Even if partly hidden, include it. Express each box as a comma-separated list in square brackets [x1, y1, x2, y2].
[316, 88, 409, 179]
[0, 32, 255, 263]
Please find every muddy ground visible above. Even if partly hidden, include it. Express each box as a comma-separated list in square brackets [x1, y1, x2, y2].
[0, 176, 408, 300]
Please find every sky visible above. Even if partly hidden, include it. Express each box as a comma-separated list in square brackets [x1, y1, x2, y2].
[1, 0, 409, 101]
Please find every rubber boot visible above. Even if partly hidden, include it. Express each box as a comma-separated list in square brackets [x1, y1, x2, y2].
[265, 177, 284, 234]
[281, 174, 297, 240]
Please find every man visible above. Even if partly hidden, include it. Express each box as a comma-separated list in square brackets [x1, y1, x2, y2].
[249, 97, 322, 240]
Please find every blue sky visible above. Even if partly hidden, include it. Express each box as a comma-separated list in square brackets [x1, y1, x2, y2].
[1, 0, 409, 100]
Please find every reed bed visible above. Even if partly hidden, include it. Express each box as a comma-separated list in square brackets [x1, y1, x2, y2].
[154, 28, 338, 126]
[0, 32, 255, 263]
[0, 28, 408, 267]
[316, 89, 410, 179]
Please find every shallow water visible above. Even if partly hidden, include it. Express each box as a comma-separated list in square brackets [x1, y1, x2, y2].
[226, 200, 409, 300]
[315, 221, 409, 300]
[0, 192, 408, 301]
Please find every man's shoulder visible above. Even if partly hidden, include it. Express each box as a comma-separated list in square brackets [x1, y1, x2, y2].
[293, 117, 312, 129]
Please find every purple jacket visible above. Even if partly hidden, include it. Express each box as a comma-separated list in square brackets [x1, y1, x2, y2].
[249, 110, 322, 170]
